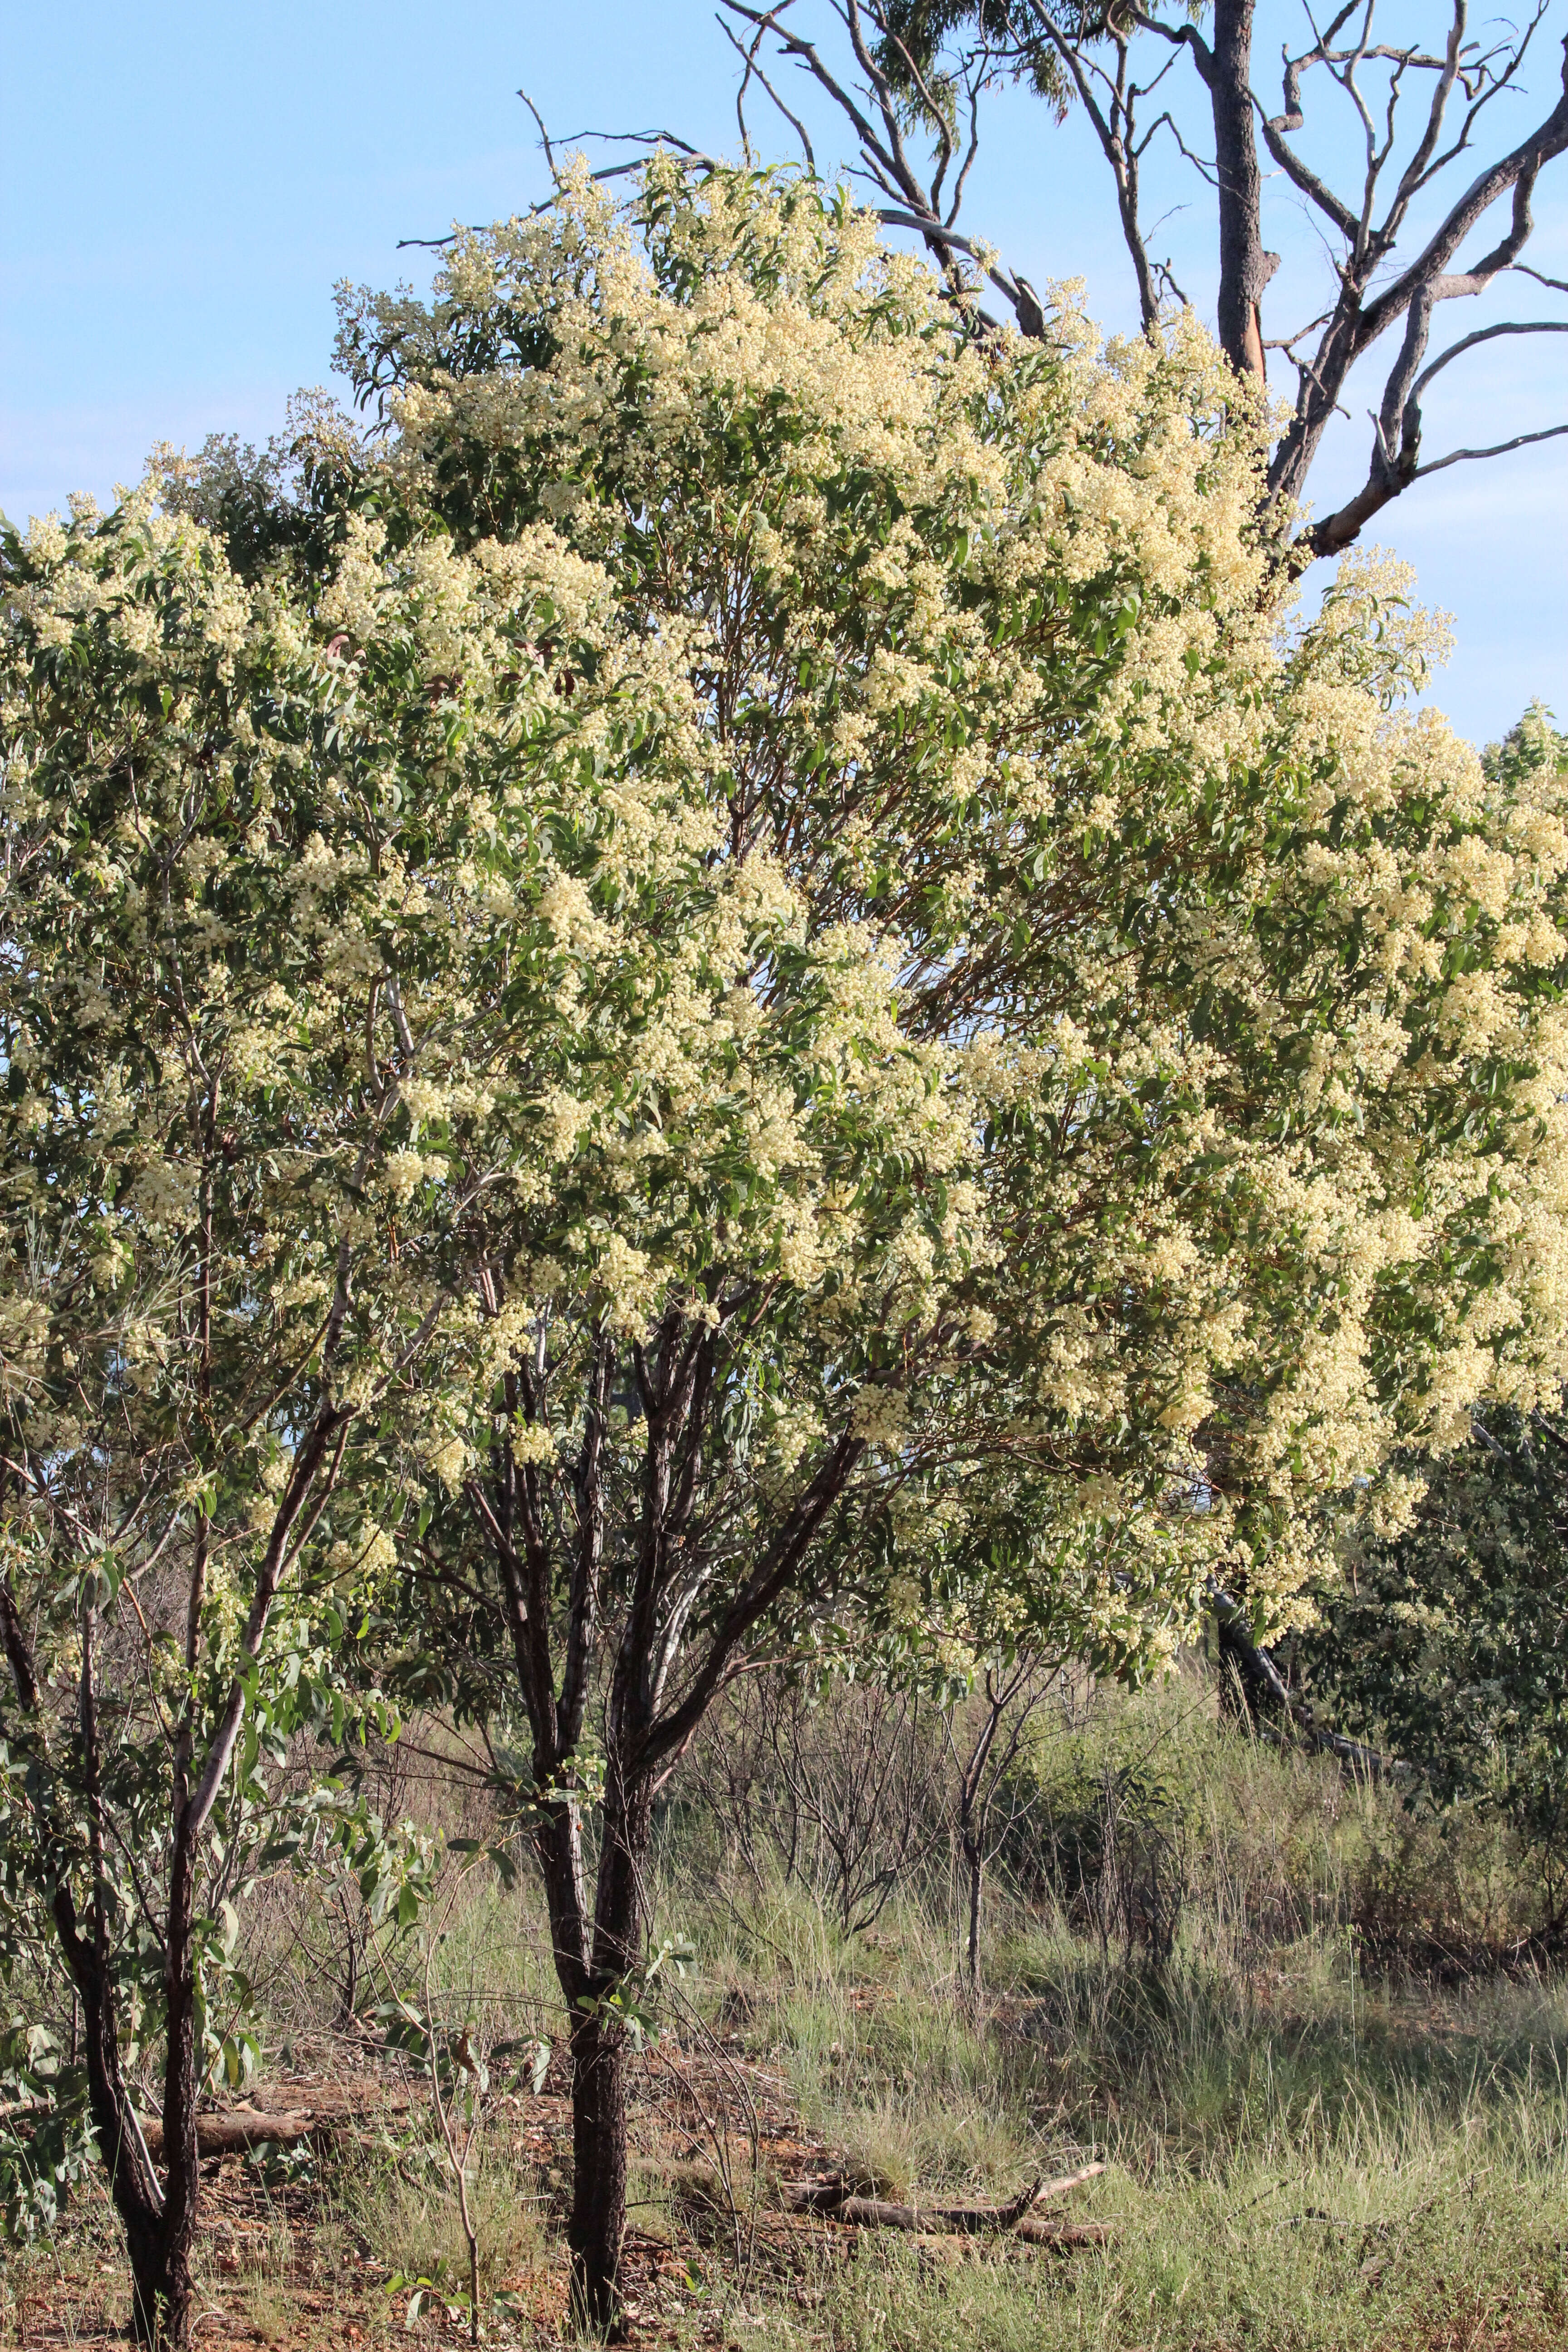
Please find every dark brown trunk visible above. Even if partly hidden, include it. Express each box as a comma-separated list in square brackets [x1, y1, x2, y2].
[565, 1771, 652, 2335]
[69, 1607, 198, 2348]
[1208, 0, 1275, 382]
[127, 2226, 187, 2351]
[567, 2008, 630, 2334]
[964, 1831, 983, 1996]
[155, 1821, 201, 2349]
[57, 1916, 172, 2344]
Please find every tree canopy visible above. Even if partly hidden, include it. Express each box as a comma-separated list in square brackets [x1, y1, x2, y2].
[6, 166, 1568, 2336]
[612, 0, 1568, 560]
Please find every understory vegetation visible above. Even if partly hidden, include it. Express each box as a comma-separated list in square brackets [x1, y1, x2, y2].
[8, 1664, 1568, 2350]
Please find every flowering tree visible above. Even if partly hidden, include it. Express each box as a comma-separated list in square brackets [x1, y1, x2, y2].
[8, 163, 1568, 2336]
[321, 169, 1568, 2324]
[600, 0, 1568, 562]
[0, 484, 564, 2342]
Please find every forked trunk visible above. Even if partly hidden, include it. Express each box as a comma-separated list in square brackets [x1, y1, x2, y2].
[66, 1939, 191, 2347]
[127, 2225, 190, 2352]
[64, 1612, 201, 2348]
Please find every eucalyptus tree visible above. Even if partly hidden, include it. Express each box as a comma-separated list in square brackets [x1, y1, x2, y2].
[559, 0, 1568, 564]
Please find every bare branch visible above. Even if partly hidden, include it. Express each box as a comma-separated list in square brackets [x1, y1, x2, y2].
[725, 16, 760, 162]
[1363, 47, 1568, 338]
[1027, 5, 1162, 329]
[717, 10, 817, 165]
[1414, 419, 1568, 476]
[1143, 109, 1220, 186]
[518, 85, 565, 189]
[1512, 260, 1568, 296]
[1411, 314, 1568, 403]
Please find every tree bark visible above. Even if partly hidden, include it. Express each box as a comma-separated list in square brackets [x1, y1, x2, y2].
[474, 1303, 863, 2333]
[154, 1818, 201, 2351]
[1207, 0, 1276, 382]
[566, 1771, 652, 2334]
[964, 1832, 983, 1996]
[59, 1926, 170, 2344]
[74, 1605, 199, 2347]
[567, 2006, 631, 2334]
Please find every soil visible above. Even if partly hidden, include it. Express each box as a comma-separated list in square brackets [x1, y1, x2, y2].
[2, 2038, 1028, 2348]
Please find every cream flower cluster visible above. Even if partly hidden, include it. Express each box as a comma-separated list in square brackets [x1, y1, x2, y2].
[9, 169, 1568, 1692]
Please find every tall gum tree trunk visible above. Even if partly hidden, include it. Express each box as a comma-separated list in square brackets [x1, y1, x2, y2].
[1209, 0, 1275, 382]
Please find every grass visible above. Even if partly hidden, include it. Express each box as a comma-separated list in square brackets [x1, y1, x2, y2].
[9, 1669, 1568, 2347]
[652, 1666, 1568, 2347]
[664, 1877, 1568, 2349]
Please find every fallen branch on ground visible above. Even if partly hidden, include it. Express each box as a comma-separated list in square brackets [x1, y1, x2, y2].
[781, 2160, 1106, 2235]
[1013, 2216, 1112, 2246]
[137, 2107, 317, 2157]
[132, 2092, 418, 2158]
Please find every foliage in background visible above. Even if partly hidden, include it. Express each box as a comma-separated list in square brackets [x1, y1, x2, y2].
[1298, 1401, 1568, 1936]
[1284, 696, 1568, 1936]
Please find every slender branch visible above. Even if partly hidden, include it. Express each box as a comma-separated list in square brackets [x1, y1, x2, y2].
[717, 12, 817, 165]
[640, 1429, 866, 1773]
[1513, 260, 1568, 295]
[1410, 314, 1568, 402]
[182, 1401, 353, 1844]
[1413, 419, 1568, 475]
[518, 86, 565, 189]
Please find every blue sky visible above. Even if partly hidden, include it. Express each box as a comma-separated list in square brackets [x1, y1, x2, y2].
[4, 0, 1564, 747]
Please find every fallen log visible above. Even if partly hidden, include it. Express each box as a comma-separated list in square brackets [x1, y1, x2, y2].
[781, 2160, 1106, 2236]
[1013, 2217, 1112, 2247]
[6, 2089, 419, 2164]
[906, 2218, 1112, 2259]
[783, 2179, 851, 2212]
[137, 2107, 318, 2158]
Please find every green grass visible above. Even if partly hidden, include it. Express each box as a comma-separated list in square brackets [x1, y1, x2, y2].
[669, 1870, 1568, 2349]
[639, 1670, 1568, 2348]
[12, 1671, 1568, 2348]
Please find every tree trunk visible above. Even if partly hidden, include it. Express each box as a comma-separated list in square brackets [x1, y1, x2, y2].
[964, 1833, 983, 1997]
[1208, 0, 1276, 382]
[154, 1821, 201, 2350]
[567, 2006, 631, 2334]
[126, 2225, 187, 2351]
[62, 1931, 176, 2345]
[530, 1783, 640, 2337]
[69, 1606, 197, 2349]
[565, 1769, 652, 2335]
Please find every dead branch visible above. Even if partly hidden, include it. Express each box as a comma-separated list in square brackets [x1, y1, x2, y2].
[136, 2106, 316, 2158]
[1012, 2215, 1114, 2245]
[781, 2158, 1106, 2232]
[678, 0, 1568, 561]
